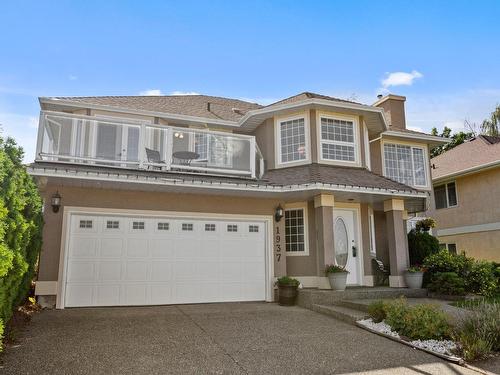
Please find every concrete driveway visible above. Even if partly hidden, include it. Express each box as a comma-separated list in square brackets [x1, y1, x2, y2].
[0, 302, 480, 375]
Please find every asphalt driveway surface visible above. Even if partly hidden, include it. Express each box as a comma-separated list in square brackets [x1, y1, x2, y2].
[0, 302, 481, 374]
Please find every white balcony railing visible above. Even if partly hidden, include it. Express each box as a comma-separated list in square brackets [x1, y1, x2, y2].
[36, 112, 264, 178]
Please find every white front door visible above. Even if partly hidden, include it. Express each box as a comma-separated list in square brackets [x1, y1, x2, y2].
[333, 209, 361, 285]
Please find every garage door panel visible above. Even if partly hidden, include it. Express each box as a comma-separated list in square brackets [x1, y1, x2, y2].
[126, 238, 149, 257]
[124, 261, 149, 281]
[65, 213, 267, 307]
[97, 261, 122, 281]
[124, 284, 148, 305]
[151, 261, 173, 281]
[71, 238, 98, 258]
[67, 261, 95, 282]
[100, 238, 124, 258]
[150, 239, 174, 258]
[95, 285, 121, 306]
[65, 285, 93, 307]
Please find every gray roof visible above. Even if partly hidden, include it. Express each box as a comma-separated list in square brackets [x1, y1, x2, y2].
[264, 92, 361, 108]
[263, 163, 419, 192]
[31, 161, 419, 193]
[45, 95, 262, 122]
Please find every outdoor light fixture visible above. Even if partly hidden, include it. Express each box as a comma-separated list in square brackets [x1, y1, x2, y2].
[51, 191, 61, 213]
[174, 132, 184, 139]
[275, 204, 284, 222]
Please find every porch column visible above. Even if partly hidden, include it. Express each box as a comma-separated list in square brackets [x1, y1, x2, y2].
[384, 199, 409, 287]
[314, 194, 334, 289]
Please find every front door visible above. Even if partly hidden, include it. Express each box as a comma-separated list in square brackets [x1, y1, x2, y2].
[333, 209, 361, 285]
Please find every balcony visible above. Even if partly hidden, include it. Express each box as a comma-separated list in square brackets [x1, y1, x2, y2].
[36, 112, 264, 178]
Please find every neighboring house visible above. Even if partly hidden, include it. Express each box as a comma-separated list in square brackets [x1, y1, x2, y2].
[427, 135, 500, 261]
[29, 92, 445, 308]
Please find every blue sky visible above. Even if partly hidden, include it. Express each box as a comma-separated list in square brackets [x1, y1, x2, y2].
[1, 0, 499, 161]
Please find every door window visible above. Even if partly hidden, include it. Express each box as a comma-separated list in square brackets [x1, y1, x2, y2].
[334, 218, 348, 268]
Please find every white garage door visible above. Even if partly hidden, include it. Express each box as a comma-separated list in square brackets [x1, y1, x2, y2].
[63, 213, 267, 307]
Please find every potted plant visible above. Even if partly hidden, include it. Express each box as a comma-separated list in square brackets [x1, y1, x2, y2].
[276, 276, 300, 306]
[404, 265, 426, 289]
[325, 264, 349, 291]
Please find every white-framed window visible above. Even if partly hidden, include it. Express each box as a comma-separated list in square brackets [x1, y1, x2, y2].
[434, 182, 458, 209]
[276, 115, 309, 165]
[439, 243, 457, 254]
[284, 206, 308, 255]
[383, 143, 428, 187]
[319, 115, 358, 163]
[368, 207, 376, 255]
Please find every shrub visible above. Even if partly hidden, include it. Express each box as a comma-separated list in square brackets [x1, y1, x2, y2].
[276, 276, 299, 287]
[466, 261, 497, 297]
[423, 250, 472, 276]
[454, 301, 500, 361]
[324, 264, 348, 274]
[0, 319, 3, 353]
[367, 300, 386, 323]
[0, 137, 43, 329]
[415, 218, 436, 232]
[384, 298, 450, 340]
[408, 230, 439, 265]
[427, 272, 466, 295]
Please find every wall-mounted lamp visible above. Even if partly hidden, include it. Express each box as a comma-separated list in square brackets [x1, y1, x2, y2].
[275, 204, 284, 222]
[51, 191, 61, 213]
[174, 132, 184, 139]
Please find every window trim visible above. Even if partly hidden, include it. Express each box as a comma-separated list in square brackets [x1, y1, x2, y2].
[316, 112, 361, 166]
[434, 181, 458, 210]
[274, 113, 311, 168]
[284, 203, 309, 256]
[381, 140, 431, 189]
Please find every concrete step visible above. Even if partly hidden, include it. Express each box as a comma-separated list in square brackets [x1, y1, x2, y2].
[311, 304, 369, 325]
[335, 299, 371, 312]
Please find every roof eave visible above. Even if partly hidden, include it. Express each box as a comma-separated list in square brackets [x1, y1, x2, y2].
[382, 130, 449, 146]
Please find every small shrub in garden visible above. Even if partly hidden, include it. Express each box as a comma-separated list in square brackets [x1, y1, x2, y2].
[427, 272, 466, 295]
[367, 300, 386, 323]
[454, 301, 500, 361]
[408, 229, 439, 265]
[466, 261, 497, 297]
[399, 304, 450, 340]
[384, 297, 410, 333]
[423, 250, 472, 276]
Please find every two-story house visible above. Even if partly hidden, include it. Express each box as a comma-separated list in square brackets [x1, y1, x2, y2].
[29, 92, 446, 308]
[427, 135, 500, 261]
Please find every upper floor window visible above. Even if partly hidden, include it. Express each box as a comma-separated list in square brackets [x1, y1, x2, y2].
[434, 182, 457, 209]
[278, 117, 308, 164]
[319, 116, 357, 163]
[383, 143, 427, 187]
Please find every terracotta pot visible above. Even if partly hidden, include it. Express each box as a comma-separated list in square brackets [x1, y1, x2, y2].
[327, 272, 348, 291]
[404, 271, 424, 289]
[278, 284, 298, 306]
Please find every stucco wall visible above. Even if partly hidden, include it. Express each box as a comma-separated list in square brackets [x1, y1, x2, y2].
[38, 185, 281, 281]
[438, 231, 500, 262]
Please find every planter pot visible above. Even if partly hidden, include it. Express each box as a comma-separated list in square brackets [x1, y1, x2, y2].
[327, 272, 348, 291]
[404, 271, 424, 289]
[278, 284, 298, 306]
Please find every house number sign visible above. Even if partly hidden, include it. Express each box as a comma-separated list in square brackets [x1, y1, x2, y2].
[275, 225, 282, 262]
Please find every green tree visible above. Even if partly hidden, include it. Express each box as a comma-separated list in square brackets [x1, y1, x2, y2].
[0, 135, 43, 347]
[481, 105, 500, 136]
[430, 126, 475, 158]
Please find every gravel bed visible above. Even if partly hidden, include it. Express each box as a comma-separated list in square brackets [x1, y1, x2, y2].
[357, 319, 400, 338]
[409, 339, 458, 356]
[358, 318, 460, 358]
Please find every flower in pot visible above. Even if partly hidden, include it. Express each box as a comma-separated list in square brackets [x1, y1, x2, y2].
[404, 265, 426, 289]
[276, 276, 300, 306]
[325, 264, 349, 291]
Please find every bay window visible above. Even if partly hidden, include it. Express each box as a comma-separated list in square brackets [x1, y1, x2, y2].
[319, 116, 357, 163]
[383, 143, 428, 187]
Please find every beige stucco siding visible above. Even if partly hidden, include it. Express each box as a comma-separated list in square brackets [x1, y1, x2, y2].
[254, 118, 275, 169]
[438, 232, 500, 261]
[370, 139, 383, 176]
[38, 185, 281, 281]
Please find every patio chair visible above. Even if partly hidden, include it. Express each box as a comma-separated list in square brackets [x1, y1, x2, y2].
[145, 148, 166, 170]
[372, 258, 390, 286]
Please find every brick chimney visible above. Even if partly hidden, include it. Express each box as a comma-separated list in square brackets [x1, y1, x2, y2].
[373, 94, 407, 130]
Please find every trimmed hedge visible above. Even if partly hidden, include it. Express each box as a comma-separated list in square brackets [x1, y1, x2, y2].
[0, 136, 43, 350]
[407, 229, 440, 266]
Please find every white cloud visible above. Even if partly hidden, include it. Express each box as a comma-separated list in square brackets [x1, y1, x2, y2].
[407, 125, 424, 133]
[0, 113, 39, 162]
[68, 75, 78, 81]
[139, 89, 163, 96]
[169, 91, 200, 96]
[381, 70, 423, 88]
